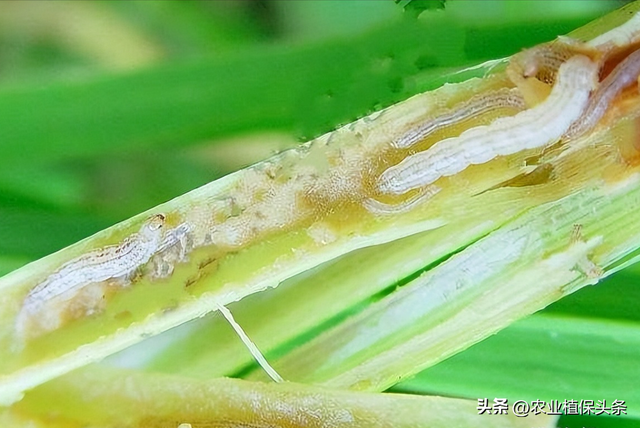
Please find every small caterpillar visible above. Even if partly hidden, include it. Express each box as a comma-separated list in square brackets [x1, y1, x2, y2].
[16, 214, 167, 338]
[392, 88, 526, 149]
[565, 48, 640, 139]
[378, 55, 599, 195]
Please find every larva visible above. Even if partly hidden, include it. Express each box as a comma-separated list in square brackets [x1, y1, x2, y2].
[565, 48, 640, 139]
[392, 88, 526, 149]
[378, 55, 599, 195]
[16, 214, 167, 337]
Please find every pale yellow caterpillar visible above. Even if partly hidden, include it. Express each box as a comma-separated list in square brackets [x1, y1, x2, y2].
[378, 55, 599, 195]
[16, 214, 191, 339]
[392, 87, 526, 149]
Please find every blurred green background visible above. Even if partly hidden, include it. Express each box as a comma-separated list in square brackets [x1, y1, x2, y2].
[0, 0, 628, 271]
[1, 2, 637, 427]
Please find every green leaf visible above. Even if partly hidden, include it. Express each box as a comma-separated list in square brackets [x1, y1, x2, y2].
[10, 365, 557, 428]
[0, 3, 638, 426]
[395, 314, 640, 418]
[396, 0, 447, 17]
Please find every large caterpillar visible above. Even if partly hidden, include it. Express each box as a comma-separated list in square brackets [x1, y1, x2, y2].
[392, 87, 526, 149]
[377, 55, 599, 196]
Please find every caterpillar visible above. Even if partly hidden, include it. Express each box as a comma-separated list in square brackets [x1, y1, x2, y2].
[392, 87, 526, 149]
[15, 214, 181, 339]
[377, 55, 599, 195]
